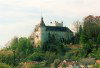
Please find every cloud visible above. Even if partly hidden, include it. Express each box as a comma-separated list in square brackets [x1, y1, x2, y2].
[0, 0, 100, 48]
[0, 20, 38, 48]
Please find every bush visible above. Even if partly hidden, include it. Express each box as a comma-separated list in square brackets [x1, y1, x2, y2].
[24, 63, 43, 68]
[28, 52, 45, 62]
[0, 63, 11, 68]
[0, 50, 14, 65]
[44, 52, 57, 66]
[94, 64, 100, 68]
[53, 59, 61, 68]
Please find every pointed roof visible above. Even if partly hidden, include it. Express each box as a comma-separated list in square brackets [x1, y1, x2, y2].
[39, 17, 45, 26]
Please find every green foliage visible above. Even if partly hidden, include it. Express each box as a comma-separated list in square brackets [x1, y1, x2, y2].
[78, 25, 83, 35]
[83, 15, 100, 42]
[41, 32, 66, 55]
[16, 37, 33, 57]
[73, 33, 80, 44]
[44, 52, 57, 66]
[25, 63, 43, 68]
[31, 63, 43, 68]
[72, 15, 100, 59]
[80, 58, 95, 66]
[7, 37, 34, 56]
[90, 48, 100, 59]
[0, 37, 34, 66]
[28, 52, 45, 62]
[6, 37, 34, 60]
[62, 63, 67, 68]
[8, 37, 18, 50]
[64, 52, 73, 59]
[94, 64, 100, 68]
[0, 63, 11, 68]
[0, 50, 14, 65]
[42, 41, 66, 55]
[97, 34, 100, 44]
[53, 59, 61, 68]
[81, 43, 94, 57]
[80, 33, 88, 44]
[1, 15, 100, 68]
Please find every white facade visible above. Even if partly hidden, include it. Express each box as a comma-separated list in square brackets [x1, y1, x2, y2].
[32, 17, 73, 47]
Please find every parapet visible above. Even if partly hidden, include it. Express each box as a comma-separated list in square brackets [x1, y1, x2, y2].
[50, 21, 63, 27]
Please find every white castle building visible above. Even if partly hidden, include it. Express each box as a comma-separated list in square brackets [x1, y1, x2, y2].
[31, 17, 73, 47]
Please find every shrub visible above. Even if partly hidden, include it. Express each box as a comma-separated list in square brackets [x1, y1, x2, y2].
[28, 52, 45, 62]
[0, 63, 11, 68]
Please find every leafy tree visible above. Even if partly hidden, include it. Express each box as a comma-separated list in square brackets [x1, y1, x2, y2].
[83, 15, 100, 43]
[9, 37, 18, 50]
[13, 37, 34, 58]
[80, 33, 88, 44]
[81, 43, 94, 57]
[97, 34, 100, 44]
[78, 25, 83, 35]
[72, 21, 82, 33]
[90, 48, 100, 59]
[3, 37, 34, 66]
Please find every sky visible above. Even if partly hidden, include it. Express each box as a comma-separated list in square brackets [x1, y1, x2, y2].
[0, 0, 100, 48]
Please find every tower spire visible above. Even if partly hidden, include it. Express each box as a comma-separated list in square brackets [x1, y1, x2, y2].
[40, 17, 45, 26]
[41, 9, 42, 18]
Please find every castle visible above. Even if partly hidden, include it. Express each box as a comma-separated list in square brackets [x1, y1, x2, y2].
[31, 17, 73, 47]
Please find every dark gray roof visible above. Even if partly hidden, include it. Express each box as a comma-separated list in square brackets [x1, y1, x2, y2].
[45, 26, 72, 32]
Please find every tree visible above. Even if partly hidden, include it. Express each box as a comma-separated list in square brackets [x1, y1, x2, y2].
[97, 34, 100, 44]
[28, 52, 45, 62]
[15, 37, 34, 57]
[5, 37, 18, 50]
[81, 43, 94, 57]
[78, 25, 83, 35]
[83, 15, 100, 43]
[80, 33, 88, 44]
[4, 37, 34, 64]
[72, 21, 82, 33]
[72, 22, 83, 44]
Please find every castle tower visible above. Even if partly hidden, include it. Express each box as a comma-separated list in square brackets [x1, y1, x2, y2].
[33, 17, 46, 47]
[39, 17, 46, 45]
[39, 17, 45, 26]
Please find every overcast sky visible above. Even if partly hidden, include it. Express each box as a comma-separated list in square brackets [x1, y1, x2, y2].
[0, 0, 100, 48]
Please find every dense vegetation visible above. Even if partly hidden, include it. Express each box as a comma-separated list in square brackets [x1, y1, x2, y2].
[0, 15, 100, 68]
